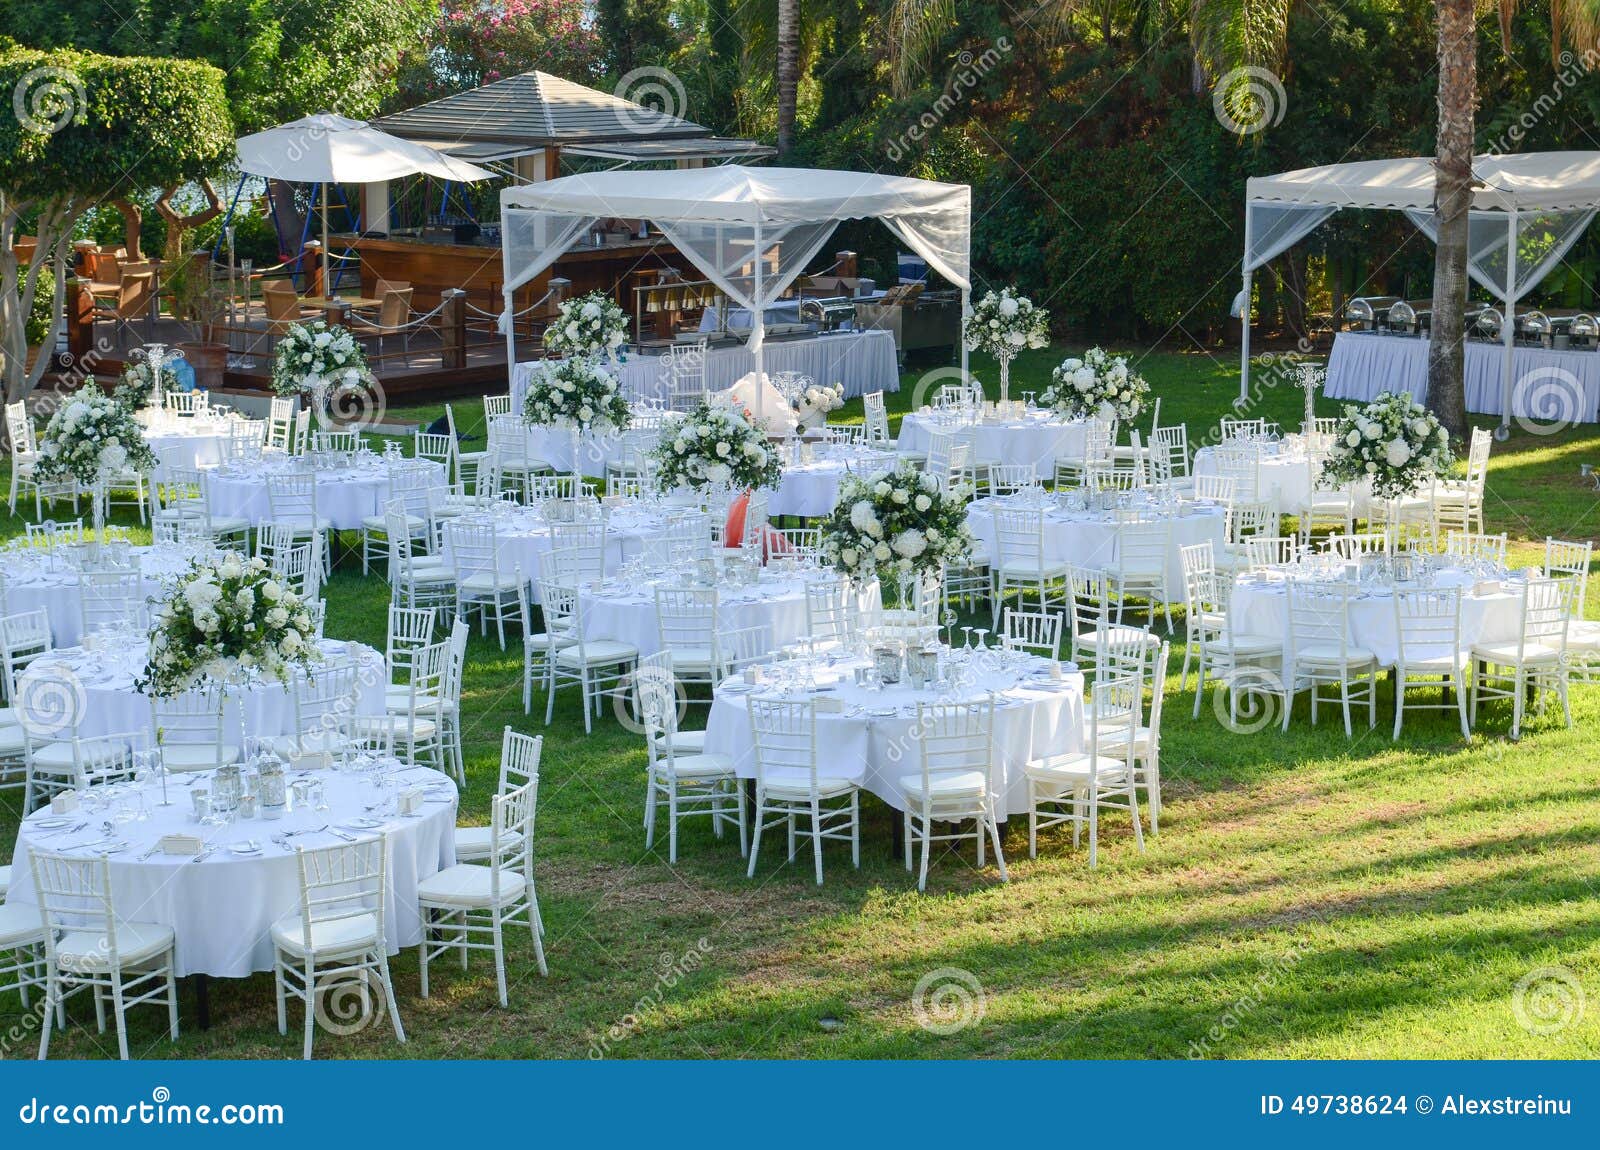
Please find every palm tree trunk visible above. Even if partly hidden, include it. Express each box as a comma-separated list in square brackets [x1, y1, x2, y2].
[776, 0, 800, 155]
[1427, 0, 1475, 441]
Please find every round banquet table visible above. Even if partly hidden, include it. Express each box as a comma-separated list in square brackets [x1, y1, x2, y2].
[138, 411, 252, 472]
[5, 760, 458, 977]
[578, 569, 879, 659]
[768, 446, 900, 518]
[702, 647, 1085, 818]
[0, 542, 198, 647]
[897, 409, 1087, 475]
[438, 502, 668, 601]
[1193, 443, 1372, 516]
[524, 419, 663, 475]
[965, 493, 1228, 600]
[1229, 565, 1524, 667]
[205, 457, 447, 531]
[14, 638, 386, 743]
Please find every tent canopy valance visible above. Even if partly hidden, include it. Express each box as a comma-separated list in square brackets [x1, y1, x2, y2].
[499, 166, 971, 350]
[1239, 151, 1600, 429]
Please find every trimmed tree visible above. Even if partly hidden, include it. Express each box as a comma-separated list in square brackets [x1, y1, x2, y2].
[0, 48, 232, 401]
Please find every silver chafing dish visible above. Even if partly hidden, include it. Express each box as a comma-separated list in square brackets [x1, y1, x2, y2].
[1515, 308, 1599, 349]
[1386, 299, 1433, 336]
[1345, 296, 1404, 331]
[1470, 305, 1503, 341]
[798, 296, 858, 332]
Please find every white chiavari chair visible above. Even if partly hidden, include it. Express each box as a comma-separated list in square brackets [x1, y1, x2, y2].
[1432, 426, 1491, 535]
[32, 848, 179, 1060]
[361, 463, 436, 576]
[1105, 640, 1169, 834]
[655, 587, 731, 697]
[863, 390, 892, 445]
[999, 607, 1062, 659]
[1211, 443, 1261, 502]
[1282, 580, 1379, 737]
[151, 688, 239, 773]
[637, 655, 744, 863]
[664, 339, 709, 411]
[1151, 423, 1191, 494]
[1470, 579, 1571, 740]
[24, 731, 142, 814]
[1024, 674, 1143, 867]
[746, 696, 860, 885]
[1321, 531, 1392, 561]
[388, 503, 455, 614]
[1190, 473, 1236, 507]
[264, 396, 295, 454]
[455, 727, 541, 864]
[901, 699, 1006, 892]
[413, 430, 456, 483]
[990, 506, 1069, 627]
[1107, 515, 1172, 631]
[1544, 538, 1598, 680]
[265, 472, 330, 574]
[377, 636, 448, 772]
[1444, 531, 1508, 569]
[77, 569, 147, 636]
[1295, 464, 1356, 547]
[1066, 565, 1147, 672]
[445, 521, 525, 650]
[271, 661, 361, 766]
[1242, 534, 1300, 572]
[539, 576, 637, 734]
[1055, 418, 1113, 489]
[1217, 498, 1277, 573]
[1180, 543, 1281, 718]
[988, 462, 1039, 496]
[1392, 586, 1470, 739]
[483, 393, 512, 423]
[0, 889, 47, 1022]
[273, 835, 405, 1059]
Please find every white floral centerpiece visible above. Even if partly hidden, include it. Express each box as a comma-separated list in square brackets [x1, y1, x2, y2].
[34, 383, 159, 532]
[543, 290, 629, 359]
[963, 287, 1050, 402]
[651, 396, 782, 493]
[791, 382, 844, 430]
[819, 460, 972, 587]
[270, 320, 372, 398]
[1038, 346, 1150, 422]
[138, 552, 319, 697]
[114, 358, 182, 412]
[1320, 392, 1453, 500]
[521, 357, 632, 433]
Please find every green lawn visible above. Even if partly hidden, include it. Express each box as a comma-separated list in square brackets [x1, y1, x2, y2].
[4, 347, 1600, 1060]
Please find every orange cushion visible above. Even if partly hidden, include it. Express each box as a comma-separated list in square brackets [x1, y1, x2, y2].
[723, 492, 749, 549]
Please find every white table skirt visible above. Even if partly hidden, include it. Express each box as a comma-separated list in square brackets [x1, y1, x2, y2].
[1231, 570, 1523, 667]
[516, 330, 900, 408]
[14, 639, 386, 743]
[965, 499, 1227, 600]
[897, 411, 1087, 475]
[0, 544, 195, 647]
[147, 430, 227, 472]
[6, 764, 457, 977]
[206, 459, 447, 531]
[1324, 331, 1600, 423]
[439, 510, 658, 600]
[524, 425, 662, 475]
[579, 574, 878, 659]
[769, 450, 899, 518]
[702, 660, 1086, 818]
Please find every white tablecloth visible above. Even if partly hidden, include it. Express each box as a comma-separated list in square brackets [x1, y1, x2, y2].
[702, 650, 1085, 818]
[139, 412, 253, 472]
[897, 410, 1087, 474]
[14, 639, 386, 743]
[5, 761, 457, 977]
[0, 543, 197, 647]
[579, 571, 878, 658]
[1231, 567, 1523, 666]
[523, 423, 663, 475]
[769, 447, 899, 518]
[1325, 331, 1600, 423]
[515, 330, 900, 408]
[439, 505, 663, 598]
[965, 495, 1227, 599]
[206, 458, 447, 531]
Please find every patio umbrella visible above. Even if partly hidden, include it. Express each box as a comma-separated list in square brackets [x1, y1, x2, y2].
[235, 113, 495, 292]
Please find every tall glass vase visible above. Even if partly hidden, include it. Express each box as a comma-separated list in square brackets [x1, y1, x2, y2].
[997, 356, 1012, 404]
[88, 475, 109, 557]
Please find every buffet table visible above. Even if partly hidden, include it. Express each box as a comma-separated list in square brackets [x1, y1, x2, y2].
[513, 329, 899, 409]
[1324, 331, 1600, 423]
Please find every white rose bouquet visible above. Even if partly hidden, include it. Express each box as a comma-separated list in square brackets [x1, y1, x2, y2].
[1038, 347, 1150, 422]
[963, 287, 1049, 402]
[651, 396, 782, 493]
[522, 357, 632, 433]
[819, 460, 972, 585]
[34, 382, 159, 488]
[270, 320, 371, 398]
[1320, 392, 1453, 500]
[114, 359, 182, 411]
[791, 381, 844, 430]
[543, 290, 629, 359]
[138, 552, 320, 697]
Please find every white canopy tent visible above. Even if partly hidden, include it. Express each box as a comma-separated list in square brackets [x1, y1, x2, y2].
[236, 113, 496, 288]
[1241, 151, 1600, 431]
[498, 166, 972, 411]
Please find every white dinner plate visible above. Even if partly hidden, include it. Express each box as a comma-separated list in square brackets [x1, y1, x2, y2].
[229, 841, 263, 855]
[33, 816, 73, 829]
[345, 817, 384, 831]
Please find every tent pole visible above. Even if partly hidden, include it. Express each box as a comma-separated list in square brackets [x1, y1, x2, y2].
[960, 287, 970, 382]
[1239, 201, 1253, 406]
[321, 182, 331, 297]
[753, 218, 764, 424]
[1500, 207, 1517, 438]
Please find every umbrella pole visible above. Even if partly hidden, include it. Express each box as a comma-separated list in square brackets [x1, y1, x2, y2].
[321, 183, 331, 298]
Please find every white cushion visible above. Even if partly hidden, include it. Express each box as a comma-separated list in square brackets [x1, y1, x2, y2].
[29, 739, 125, 771]
[1470, 642, 1563, 666]
[0, 862, 10, 897]
[1292, 643, 1378, 667]
[361, 513, 425, 533]
[460, 572, 522, 593]
[417, 863, 526, 908]
[1565, 620, 1600, 652]
[160, 743, 242, 772]
[523, 631, 575, 653]
[368, 715, 439, 741]
[669, 730, 706, 753]
[995, 560, 1069, 579]
[758, 769, 855, 798]
[556, 641, 637, 667]
[58, 920, 174, 970]
[1078, 626, 1157, 650]
[269, 731, 349, 764]
[452, 826, 524, 862]
[1201, 633, 1280, 656]
[665, 647, 726, 672]
[1025, 753, 1130, 782]
[0, 726, 25, 755]
[272, 912, 380, 959]
[653, 752, 735, 779]
[898, 769, 988, 799]
[0, 900, 41, 947]
[1397, 653, 1468, 673]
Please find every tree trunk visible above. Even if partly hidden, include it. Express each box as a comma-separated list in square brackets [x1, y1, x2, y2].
[112, 199, 144, 260]
[157, 180, 222, 265]
[776, 0, 800, 155]
[1427, 0, 1475, 441]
